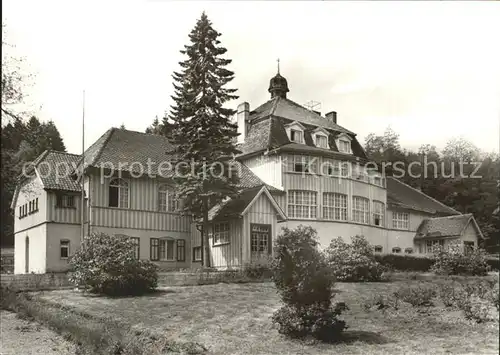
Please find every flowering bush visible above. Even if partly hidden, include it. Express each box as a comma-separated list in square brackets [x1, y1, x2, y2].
[69, 232, 158, 296]
[325, 235, 384, 282]
[436, 278, 499, 322]
[393, 282, 437, 307]
[431, 242, 490, 276]
[271, 225, 347, 342]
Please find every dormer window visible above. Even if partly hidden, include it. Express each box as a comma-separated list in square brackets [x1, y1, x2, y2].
[290, 129, 303, 143]
[315, 135, 328, 148]
[338, 140, 350, 153]
[335, 133, 353, 154]
[312, 127, 330, 149]
[285, 121, 306, 145]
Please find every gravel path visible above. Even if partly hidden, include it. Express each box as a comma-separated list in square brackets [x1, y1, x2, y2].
[0, 310, 76, 355]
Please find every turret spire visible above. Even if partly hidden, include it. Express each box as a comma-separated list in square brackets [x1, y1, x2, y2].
[268, 61, 289, 99]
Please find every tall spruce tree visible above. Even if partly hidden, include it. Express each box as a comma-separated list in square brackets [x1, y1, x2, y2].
[165, 12, 240, 267]
[1, 117, 67, 247]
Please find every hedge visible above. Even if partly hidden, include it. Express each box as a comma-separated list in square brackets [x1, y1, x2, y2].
[374, 254, 434, 272]
[374, 254, 499, 272]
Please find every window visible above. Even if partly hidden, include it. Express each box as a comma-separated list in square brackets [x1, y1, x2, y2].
[251, 224, 271, 255]
[392, 247, 401, 254]
[392, 212, 409, 230]
[464, 241, 474, 255]
[109, 178, 129, 208]
[322, 159, 340, 176]
[60, 240, 70, 259]
[159, 239, 175, 261]
[56, 194, 75, 208]
[288, 190, 317, 219]
[287, 155, 316, 173]
[352, 196, 370, 224]
[29, 201, 32, 213]
[338, 140, 351, 153]
[176, 239, 186, 262]
[405, 247, 413, 254]
[158, 184, 177, 212]
[426, 239, 444, 253]
[192, 246, 202, 261]
[130, 237, 140, 259]
[290, 129, 303, 143]
[373, 201, 385, 227]
[323, 193, 347, 221]
[213, 222, 230, 245]
[150, 238, 159, 261]
[340, 162, 349, 177]
[35, 198, 38, 211]
[315, 135, 328, 149]
[374, 245, 383, 253]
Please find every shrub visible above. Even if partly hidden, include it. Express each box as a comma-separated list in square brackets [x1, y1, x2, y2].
[393, 282, 436, 307]
[436, 278, 499, 322]
[431, 243, 490, 276]
[69, 233, 158, 296]
[325, 235, 384, 282]
[374, 254, 434, 272]
[271, 225, 347, 342]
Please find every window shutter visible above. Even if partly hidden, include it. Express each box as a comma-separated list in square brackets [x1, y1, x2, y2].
[176, 239, 186, 262]
[150, 238, 159, 261]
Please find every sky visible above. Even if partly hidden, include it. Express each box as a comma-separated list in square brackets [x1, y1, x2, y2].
[2, 0, 500, 155]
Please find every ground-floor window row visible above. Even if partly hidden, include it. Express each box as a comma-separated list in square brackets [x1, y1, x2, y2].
[150, 238, 186, 262]
[417, 239, 475, 254]
[372, 245, 414, 254]
[286, 191, 409, 229]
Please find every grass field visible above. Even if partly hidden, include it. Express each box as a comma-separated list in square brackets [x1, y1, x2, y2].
[37, 280, 499, 355]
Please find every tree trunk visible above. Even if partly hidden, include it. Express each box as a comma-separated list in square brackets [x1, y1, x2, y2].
[202, 197, 210, 268]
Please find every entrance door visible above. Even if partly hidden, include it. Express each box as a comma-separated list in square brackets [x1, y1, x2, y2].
[25, 236, 29, 273]
[250, 224, 272, 263]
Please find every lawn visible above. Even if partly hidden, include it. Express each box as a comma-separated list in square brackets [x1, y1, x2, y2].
[36, 279, 499, 355]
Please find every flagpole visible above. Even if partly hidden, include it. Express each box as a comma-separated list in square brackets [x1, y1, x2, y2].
[81, 90, 85, 244]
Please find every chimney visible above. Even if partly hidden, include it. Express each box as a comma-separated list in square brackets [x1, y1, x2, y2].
[237, 102, 250, 144]
[312, 110, 321, 116]
[326, 111, 337, 124]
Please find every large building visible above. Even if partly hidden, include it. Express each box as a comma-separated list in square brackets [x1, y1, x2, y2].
[12, 72, 484, 273]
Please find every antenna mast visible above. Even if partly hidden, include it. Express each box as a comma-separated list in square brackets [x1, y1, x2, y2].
[304, 100, 321, 112]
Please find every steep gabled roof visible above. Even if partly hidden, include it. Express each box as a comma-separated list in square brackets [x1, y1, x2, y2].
[37, 151, 81, 191]
[75, 128, 176, 176]
[387, 177, 459, 215]
[72, 128, 274, 191]
[208, 186, 286, 222]
[11, 150, 81, 208]
[415, 214, 484, 240]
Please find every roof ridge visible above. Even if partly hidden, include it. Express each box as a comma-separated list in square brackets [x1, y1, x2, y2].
[387, 177, 460, 215]
[47, 150, 81, 157]
[428, 214, 471, 220]
[270, 97, 280, 116]
[88, 128, 116, 168]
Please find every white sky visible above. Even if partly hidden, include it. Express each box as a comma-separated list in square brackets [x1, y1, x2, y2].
[3, 0, 500, 155]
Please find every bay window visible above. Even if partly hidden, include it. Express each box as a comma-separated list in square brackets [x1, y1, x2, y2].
[352, 196, 370, 224]
[323, 193, 347, 221]
[288, 190, 317, 219]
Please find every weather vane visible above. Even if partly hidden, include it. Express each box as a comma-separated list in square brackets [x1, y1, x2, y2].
[277, 58, 280, 74]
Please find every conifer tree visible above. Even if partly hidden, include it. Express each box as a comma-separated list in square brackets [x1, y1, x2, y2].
[165, 12, 240, 267]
